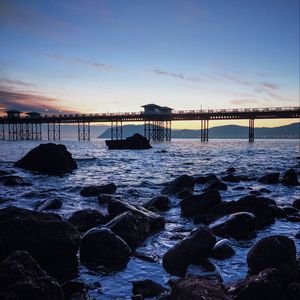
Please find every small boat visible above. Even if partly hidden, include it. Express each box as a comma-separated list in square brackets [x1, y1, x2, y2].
[105, 133, 152, 150]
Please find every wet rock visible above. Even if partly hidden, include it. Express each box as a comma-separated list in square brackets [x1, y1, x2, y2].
[287, 215, 300, 222]
[108, 200, 165, 233]
[80, 227, 131, 269]
[180, 189, 222, 217]
[250, 190, 262, 196]
[237, 175, 254, 181]
[221, 174, 240, 183]
[132, 279, 167, 298]
[37, 197, 63, 211]
[162, 226, 216, 276]
[0, 206, 80, 281]
[61, 280, 89, 300]
[68, 209, 107, 233]
[98, 193, 117, 204]
[258, 173, 280, 184]
[226, 167, 236, 173]
[144, 195, 171, 211]
[247, 235, 297, 285]
[259, 188, 272, 193]
[211, 212, 256, 240]
[106, 211, 150, 249]
[203, 179, 227, 191]
[3, 175, 31, 186]
[194, 174, 218, 184]
[287, 282, 300, 300]
[282, 168, 299, 186]
[80, 183, 117, 197]
[296, 230, 300, 238]
[162, 174, 195, 194]
[0, 251, 63, 300]
[176, 189, 193, 199]
[14, 143, 77, 175]
[232, 186, 245, 190]
[133, 251, 159, 263]
[293, 199, 300, 209]
[170, 275, 231, 300]
[106, 133, 152, 149]
[268, 205, 286, 218]
[228, 268, 284, 300]
[0, 169, 11, 176]
[282, 205, 298, 215]
[211, 239, 235, 259]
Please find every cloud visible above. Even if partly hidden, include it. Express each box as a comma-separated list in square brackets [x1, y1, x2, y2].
[150, 68, 204, 83]
[230, 99, 264, 106]
[0, 78, 36, 88]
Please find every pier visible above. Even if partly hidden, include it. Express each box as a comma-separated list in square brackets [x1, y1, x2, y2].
[0, 105, 299, 142]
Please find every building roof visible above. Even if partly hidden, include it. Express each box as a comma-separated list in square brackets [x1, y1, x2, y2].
[160, 106, 173, 110]
[6, 109, 22, 114]
[141, 104, 162, 108]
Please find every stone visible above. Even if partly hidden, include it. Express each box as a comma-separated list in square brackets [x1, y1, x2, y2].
[132, 279, 167, 298]
[226, 167, 236, 173]
[3, 175, 31, 186]
[162, 226, 216, 276]
[282, 205, 298, 215]
[287, 282, 300, 300]
[180, 189, 222, 217]
[80, 227, 131, 269]
[0, 251, 63, 300]
[105, 133, 152, 149]
[162, 174, 195, 194]
[80, 183, 117, 197]
[68, 209, 107, 233]
[14, 143, 77, 175]
[282, 169, 299, 186]
[258, 173, 280, 184]
[194, 174, 218, 184]
[203, 179, 228, 191]
[293, 199, 300, 209]
[61, 280, 89, 300]
[144, 195, 171, 211]
[221, 174, 240, 183]
[37, 198, 63, 211]
[98, 193, 117, 204]
[211, 239, 235, 259]
[211, 212, 256, 240]
[247, 235, 297, 285]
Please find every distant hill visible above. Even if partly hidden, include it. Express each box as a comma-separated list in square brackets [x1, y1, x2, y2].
[99, 123, 300, 139]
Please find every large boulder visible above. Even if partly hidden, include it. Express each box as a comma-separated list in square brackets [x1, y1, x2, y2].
[211, 239, 235, 259]
[258, 173, 280, 184]
[144, 195, 171, 211]
[162, 226, 216, 276]
[281, 169, 299, 186]
[170, 275, 231, 300]
[80, 183, 117, 197]
[221, 174, 240, 183]
[0, 251, 63, 300]
[37, 198, 63, 211]
[3, 175, 31, 186]
[68, 209, 107, 233]
[203, 179, 228, 191]
[211, 212, 256, 240]
[106, 211, 150, 249]
[162, 174, 195, 195]
[61, 280, 89, 300]
[180, 189, 222, 217]
[80, 227, 131, 269]
[0, 206, 80, 281]
[132, 279, 167, 298]
[293, 199, 300, 210]
[14, 143, 77, 175]
[247, 235, 297, 286]
[105, 133, 151, 149]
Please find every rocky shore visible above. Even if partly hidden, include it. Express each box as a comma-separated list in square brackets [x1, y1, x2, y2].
[0, 143, 299, 299]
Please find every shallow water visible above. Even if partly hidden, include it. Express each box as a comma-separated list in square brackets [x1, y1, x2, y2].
[0, 139, 299, 299]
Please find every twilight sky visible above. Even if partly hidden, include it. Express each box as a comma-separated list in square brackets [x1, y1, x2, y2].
[0, 0, 299, 127]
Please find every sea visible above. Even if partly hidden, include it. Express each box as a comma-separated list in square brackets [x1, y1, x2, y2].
[0, 139, 299, 299]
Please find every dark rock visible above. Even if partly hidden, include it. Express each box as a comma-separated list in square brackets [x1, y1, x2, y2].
[247, 235, 297, 285]
[250, 190, 262, 196]
[106, 211, 150, 249]
[133, 251, 159, 263]
[258, 173, 280, 184]
[293, 199, 300, 209]
[0, 169, 11, 176]
[232, 186, 245, 190]
[98, 193, 118, 204]
[194, 174, 218, 184]
[0, 206, 80, 281]
[132, 279, 167, 298]
[170, 275, 231, 300]
[238, 175, 254, 181]
[80, 183, 117, 197]
[162, 174, 195, 194]
[176, 189, 193, 199]
[226, 167, 236, 173]
[14, 143, 77, 175]
[144, 195, 171, 211]
[287, 215, 300, 222]
[203, 179, 227, 191]
[211, 212, 256, 240]
[80, 227, 131, 269]
[162, 226, 216, 276]
[0, 251, 63, 300]
[37, 197, 63, 211]
[228, 268, 284, 300]
[259, 188, 272, 193]
[105, 133, 152, 149]
[282, 168, 299, 186]
[3, 175, 31, 186]
[221, 174, 240, 183]
[61, 280, 88, 300]
[282, 205, 298, 215]
[268, 205, 286, 218]
[296, 230, 300, 238]
[287, 282, 300, 300]
[180, 189, 222, 217]
[211, 239, 235, 259]
[68, 209, 107, 233]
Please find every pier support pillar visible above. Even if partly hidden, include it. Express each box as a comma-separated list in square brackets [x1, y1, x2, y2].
[110, 120, 123, 140]
[0, 124, 5, 140]
[47, 122, 61, 141]
[78, 122, 91, 141]
[144, 120, 171, 141]
[249, 119, 255, 142]
[201, 119, 209, 142]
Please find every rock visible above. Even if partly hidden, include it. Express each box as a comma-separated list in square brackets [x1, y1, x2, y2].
[180, 189, 222, 217]
[211, 212, 256, 240]
[203, 179, 227, 191]
[98, 193, 117, 204]
[80, 183, 117, 197]
[232, 186, 245, 190]
[14, 143, 77, 175]
[293, 199, 300, 209]
[162, 226, 216, 276]
[282, 205, 298, 215]
[211, 239, 235, 259]
[0, 251, 63, 300]
[3, 175, 31, 186]
[37, 197, 63, 211]
[282, 169, 299, 186]
[144, 195, 171, 211]
[80, 227, 131, 269]
[105, 133, 152, 149]
[259, 188, 272, 193]
[258, 173, 280, 184]
[268, 205, 286, 218]
[221, 174, 240, 183]
[296, 230, 300, 238]
[132, 279, 167, 298]
[68, 209, 107, 233]
[108, 200, 165, 233]
[287, 215, 300, 222]
[0, 169, 11, 176]
[106, 211, 150, 249]
[226, 167, 236, 173]
[0, 206, 80, 281]
[247, 235, 297, 285]
[194, 174, 218, 184]
[133, 251, 159, 263]
[250, 190, 262, 196]
[176, 189, 193, 199]
[287, 282, 300, 300]
[238, 175, 254, 181]
[61, 280, 89, 300]
[228, 268, 284, 300]
[170, 275, 231, 300]
[162, 174, 195, 194]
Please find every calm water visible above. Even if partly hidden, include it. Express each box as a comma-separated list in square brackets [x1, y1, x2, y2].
[0, 139, 299, 299]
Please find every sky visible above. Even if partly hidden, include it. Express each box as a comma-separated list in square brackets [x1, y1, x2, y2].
[0, 0, 299, 128]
